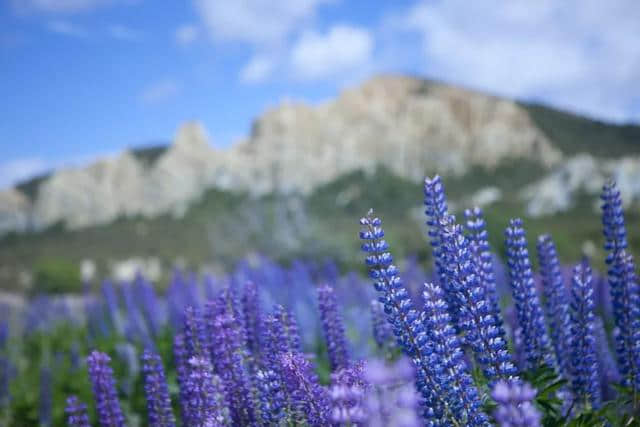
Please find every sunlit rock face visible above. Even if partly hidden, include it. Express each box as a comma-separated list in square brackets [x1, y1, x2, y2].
[230, 75, 561, 194]
[0, 189, 32, 234]
[522, 154, 640, 217]
[1, 75, 569, 232]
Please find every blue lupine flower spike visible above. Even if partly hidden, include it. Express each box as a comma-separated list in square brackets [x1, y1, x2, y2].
[86, 351, 125, 427]
[317, 284, 350, 372]
[569, 260, 602, 409]
[505, 219, 555, 370]
[141, 350, 176, 427]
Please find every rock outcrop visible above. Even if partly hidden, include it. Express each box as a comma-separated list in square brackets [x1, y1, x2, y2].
[522, 153, 640, 216]
[0, 74, 614, 232]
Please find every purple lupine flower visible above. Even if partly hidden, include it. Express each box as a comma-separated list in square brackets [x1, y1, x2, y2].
[317, 284, 350, 372]
[172, 334, 190, 421]
[423, 175, 459, 322]
[360, 209, 466, 425]
[601, 180, 640, 388]
[505, 219, 555, 370]
[242, 281, 263, 357]
[86, 351, 125, 427]
[134, 275, 163, 338]
[182, 306, 208, 359]
[207, 312, 256, 425]
[594, 317, 621, 401]
[183, 356, 231, 426]
[492, 380, 541, 427]
[370, 300, 395, 353]
[261, 306, 302, 421]
[279, 352, 330, 426]
[65, 396, 90, 427]
[569, 261, 602, 409]
[422, 281, 489, 425]
[141, 350, 175, 427]
[537, 234, 572, 380]
[439, 215, 518, 383]
[264, 305, 302, 358]
[101, 280, 123, 335]
[39, 366, 52, 427]
[330, 384, 366, 425]
[121, 280, 150, 346]
[0, 318, 9, 410]
[255, 369, 285, 424]
[332, 360, 367, 389]
[465, 207, 504, 331]
[363, 358, 420, 427]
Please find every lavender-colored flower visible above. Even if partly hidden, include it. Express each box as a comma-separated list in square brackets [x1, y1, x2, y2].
[491, 380, 541, 427]
[363, 358, 420, 427]
[141, 350, 175, 427]
[39, 366, 52, 427]
[537, 234, 572, 380]
[465, 207, 503, 329]
[422, 281, 488, 425]
[183, 356, 231, 426]
[594, 317, 621, 401]
[65, 396, 90, 427]
[360, 209, 467, 425]
[172, 334, 190, 420]
[279, 352, 330, 426]
[317, 284, 350, 372]
[438, 216, 518, 383]
[423, 176, 458, 320]
[207, 312, 255, 425]
[569, 261, 601, 409]
[86, 350, 125, 427]
[601, 180, 640, 388]
[183, 306, 208, 359]
[263, 305, 302, 359]
[330, 384, 366, 425]
[505, 219, 555, 370]
[242, 281, 262, 357]
[255, 369, 285, 424]
[370, 300, 395, 353]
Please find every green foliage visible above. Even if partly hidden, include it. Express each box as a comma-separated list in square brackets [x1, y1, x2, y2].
[523, 103, 640, 158]
[32, 257, 82, 295]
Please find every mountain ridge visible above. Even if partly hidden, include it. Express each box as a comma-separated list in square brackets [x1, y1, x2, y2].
[2, 74, 640, 237]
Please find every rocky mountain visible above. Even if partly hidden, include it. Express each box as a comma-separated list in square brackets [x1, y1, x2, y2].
[1, 74, 639, 237]
[0, 75, 566, 233]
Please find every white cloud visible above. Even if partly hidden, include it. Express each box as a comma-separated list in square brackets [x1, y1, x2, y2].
[290, 25, 373, 80]
[397, 0, 640, 122]
[139, 79, 181, 105]
[108, 24, 142, 41]
[13, 0, 112, 13]
[194, 0, 332, 45]
[240, 55, 276, 83]
[47, 20, 88, 37]
[175, 24, 199, 45]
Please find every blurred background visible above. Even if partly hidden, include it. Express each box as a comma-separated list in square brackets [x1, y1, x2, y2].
[1, 0, 639, 295]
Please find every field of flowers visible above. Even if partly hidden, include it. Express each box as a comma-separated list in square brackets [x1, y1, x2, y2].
[0, 175, 639, 426]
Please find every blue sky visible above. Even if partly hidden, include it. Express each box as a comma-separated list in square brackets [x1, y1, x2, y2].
[1, 0, 639, 188]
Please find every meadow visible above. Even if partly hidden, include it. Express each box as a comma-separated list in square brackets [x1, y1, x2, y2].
[0, 174, 638, 426]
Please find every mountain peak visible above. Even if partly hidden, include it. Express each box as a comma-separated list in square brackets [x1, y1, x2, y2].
[174, 121, 211, 151]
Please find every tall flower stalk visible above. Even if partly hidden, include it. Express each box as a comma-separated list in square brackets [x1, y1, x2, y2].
[317, 284, 350, 372]
[537, 234, 572, 380]
[505, 219, 555, 370]
[569, 261, 601, 409]
[360, 209, 480, 425]
[601, 180, 640, 390]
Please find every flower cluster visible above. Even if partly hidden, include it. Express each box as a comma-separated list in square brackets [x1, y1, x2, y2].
[8, 174, 637, 426]
[505, 219, 555, 370]
[491, 380, 541, 427]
